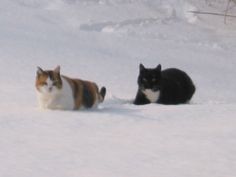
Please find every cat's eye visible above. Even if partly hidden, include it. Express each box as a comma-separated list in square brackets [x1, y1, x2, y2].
[42, 82, 47, 86]
[52, 82, 57, 86]
[142, 78, 147, 82]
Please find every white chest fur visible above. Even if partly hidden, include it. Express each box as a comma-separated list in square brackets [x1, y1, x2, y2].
[37, 77, 74, 110]
[142, 89, 160, 103]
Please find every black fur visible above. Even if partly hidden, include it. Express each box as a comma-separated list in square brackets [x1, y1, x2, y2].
[100, 87, 106, 100]
[134, 64, 196, 105]
[82, 83, 94, 108]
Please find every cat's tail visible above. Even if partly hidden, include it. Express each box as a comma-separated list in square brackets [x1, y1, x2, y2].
[98, 87, 106, 103]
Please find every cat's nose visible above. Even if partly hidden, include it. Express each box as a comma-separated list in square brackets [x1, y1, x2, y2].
[48, 87, 53, 92]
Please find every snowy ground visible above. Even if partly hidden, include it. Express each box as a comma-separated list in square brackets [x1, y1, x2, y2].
[0, 0, 236, 177]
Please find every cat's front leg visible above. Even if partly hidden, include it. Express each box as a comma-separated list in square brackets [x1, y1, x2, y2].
[38, 101, 47, 109]
[45, 97, 61, 109]
[133, 90, 150, 105]
[37, 95, 51, 109]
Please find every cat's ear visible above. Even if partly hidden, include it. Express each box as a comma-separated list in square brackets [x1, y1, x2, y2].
[37, 67, 44, 76]
[54, 65, 60, 74]
[139, 63, 145, 72]
[156, 64, 161, 71]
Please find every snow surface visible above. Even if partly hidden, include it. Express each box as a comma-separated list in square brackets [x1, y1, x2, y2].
[0, 0, 236, 176]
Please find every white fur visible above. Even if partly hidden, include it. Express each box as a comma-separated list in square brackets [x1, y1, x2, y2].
[92, 93, 100, 108]
[36, 77, 74, 110]
[142, 89, 160, 103]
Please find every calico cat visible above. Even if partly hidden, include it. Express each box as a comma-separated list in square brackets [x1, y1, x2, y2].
[134, 64, 195, 105]
[35, 66, 106, 110]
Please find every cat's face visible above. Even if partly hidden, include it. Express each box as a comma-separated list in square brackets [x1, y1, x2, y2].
[137, 64, 162, 91]
[35, 66, 62, 95]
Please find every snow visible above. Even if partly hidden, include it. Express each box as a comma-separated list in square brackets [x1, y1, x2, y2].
[0, 0, 236, 176]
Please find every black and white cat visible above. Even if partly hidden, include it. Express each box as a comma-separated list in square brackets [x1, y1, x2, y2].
[134, 64, 195, 105]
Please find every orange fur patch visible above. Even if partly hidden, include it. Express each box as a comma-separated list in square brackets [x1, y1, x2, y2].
[35, 73, 48, 91]
[62, 76, 100, 109]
